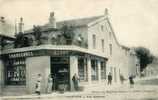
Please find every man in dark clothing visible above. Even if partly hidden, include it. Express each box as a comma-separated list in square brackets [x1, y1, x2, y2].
[129, 75, 134, 88]
[120, 74, 125, 84]
[72, 73, 79, 91]
[108, 72, 112, 85]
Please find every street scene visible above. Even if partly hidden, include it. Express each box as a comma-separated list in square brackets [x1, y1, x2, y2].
[1, 0, 158, 100]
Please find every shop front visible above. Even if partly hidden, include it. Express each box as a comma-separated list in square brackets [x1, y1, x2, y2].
[0, 47, 107, 94]
[51, 57, 70, 91]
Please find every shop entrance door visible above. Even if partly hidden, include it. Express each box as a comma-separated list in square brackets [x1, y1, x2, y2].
[51, 57, 70, 91]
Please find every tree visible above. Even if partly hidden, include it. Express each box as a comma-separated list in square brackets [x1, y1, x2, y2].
[0, 37, 7, 50]
[135, 47, 154, 72]
[14, 32, 30, 48]
[60, 24, 75, 45]
[32, 25, 42, 45]
[14, 32, 24, 48]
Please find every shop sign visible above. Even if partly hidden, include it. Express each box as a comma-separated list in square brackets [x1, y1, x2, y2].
[9, 52, 33, 58]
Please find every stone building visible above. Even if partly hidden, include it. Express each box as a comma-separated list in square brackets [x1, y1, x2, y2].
[0, 9, 139, 95]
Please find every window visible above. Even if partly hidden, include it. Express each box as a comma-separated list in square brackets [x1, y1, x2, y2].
[101, 25, 104, 31]
[92, 34, 96, 49]
[109, 32, 112, 38]
[114, 67, 117, 82]
[101, 39, 104, 52]
[109, 44, 112, 55]
[78, 58, 88, 81]
[91, 60, 98, 80]
[5, 58, 26, 85]
[101, 61, 106, 79]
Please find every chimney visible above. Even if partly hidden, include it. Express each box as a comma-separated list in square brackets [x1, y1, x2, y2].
[15, 19, 18, 35]
[18, 17, 24, 33]
[104, 8, 109, 16]
[0, 16, 5, 23]
[49, 12, 56, 28]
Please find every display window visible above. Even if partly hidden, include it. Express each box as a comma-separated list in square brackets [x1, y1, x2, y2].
[5, 58, 26, 85]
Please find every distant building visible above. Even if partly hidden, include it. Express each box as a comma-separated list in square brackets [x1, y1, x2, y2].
[0, 9, 139, 95]
[143, 58, 158, 77]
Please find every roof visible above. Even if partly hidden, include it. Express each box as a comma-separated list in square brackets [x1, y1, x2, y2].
[0, 34, 15, 39]
[121, 45, 130, 51]
[56, 15, 103, 28]
[24, 15, 103, 34]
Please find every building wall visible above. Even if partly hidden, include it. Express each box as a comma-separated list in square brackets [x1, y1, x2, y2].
[144, 59, 158, 77]
[26, 56, 50, 94]
[87, 17, 109, 56]
[87, 16, 138, 84]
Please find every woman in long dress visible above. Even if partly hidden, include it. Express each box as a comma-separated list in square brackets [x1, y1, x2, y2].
[47, 74, 53, 93]
[35, 74, 42, 95]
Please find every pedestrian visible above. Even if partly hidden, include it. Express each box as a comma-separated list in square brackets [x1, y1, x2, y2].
[120, 74, 125, 84]
[108, 72, 112, 85]
[72, 73, 79, 91]
[129, 75, 134, 88]
[47, 74, 53, 93]
[35, 74, 42, 95]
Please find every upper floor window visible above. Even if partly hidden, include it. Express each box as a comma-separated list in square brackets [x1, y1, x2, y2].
[101, 25, 104, 31]
[109, 32, 112, 38]
[92, 34, 96, 49]
[101, 39, 104, 52]
[109, 44, 112, 55]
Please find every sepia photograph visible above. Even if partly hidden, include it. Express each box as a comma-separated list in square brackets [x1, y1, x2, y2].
[0, 0, 158, 100]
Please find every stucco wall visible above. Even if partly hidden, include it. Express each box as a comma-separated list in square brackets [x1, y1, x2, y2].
[87, 16, 137, 83]
[87, 17, 109, 56]
[26, 56, 50, 94]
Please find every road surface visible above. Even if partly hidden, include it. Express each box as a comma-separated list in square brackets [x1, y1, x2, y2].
[1, 84, 158, 100]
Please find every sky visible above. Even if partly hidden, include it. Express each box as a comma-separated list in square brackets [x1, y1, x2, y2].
[0, 0, 158, 55]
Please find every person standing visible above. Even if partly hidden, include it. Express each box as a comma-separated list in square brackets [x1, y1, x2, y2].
[120, 74, 125, 84]
[108, 72, 112, 85]
[129, 75, 134, 88]
[35, 74, 42, 95]
[47, 74, 53, 93]
[72, 73, 79, 91]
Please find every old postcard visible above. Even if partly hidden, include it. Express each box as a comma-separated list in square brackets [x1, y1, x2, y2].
[0, 0, 158, 100]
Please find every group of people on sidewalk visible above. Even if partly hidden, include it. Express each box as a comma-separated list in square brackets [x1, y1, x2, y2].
[107, 72, 135, 88]
[34, 73, 80, 95]
[34, 72, 135, 95]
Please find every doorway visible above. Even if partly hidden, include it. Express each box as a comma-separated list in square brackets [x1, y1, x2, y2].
[51, 57, 70, 91]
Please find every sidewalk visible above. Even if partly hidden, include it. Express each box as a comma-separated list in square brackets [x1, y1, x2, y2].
[0, 83, 123, 99]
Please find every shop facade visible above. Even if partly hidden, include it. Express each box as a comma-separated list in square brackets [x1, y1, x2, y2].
[0, 45, 107, 94]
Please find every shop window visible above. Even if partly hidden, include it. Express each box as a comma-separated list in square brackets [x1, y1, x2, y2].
[5, 58, 26, 85]
[101, 61, 106, 79]
[78, 58, 87, 81]
[91, 60, 98, 80]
